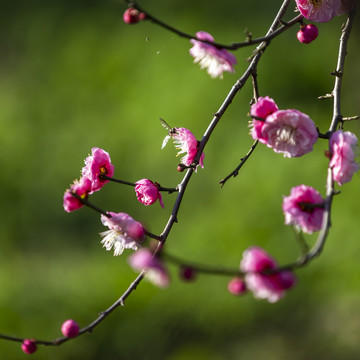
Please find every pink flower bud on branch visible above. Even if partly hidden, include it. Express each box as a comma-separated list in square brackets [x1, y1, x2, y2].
[61, 319, 80, 338]
[21, 339, 37, 354]
[123, 8, 146, 24]
[135, 179, 164, 207]
[228, 278, 247, 296]
[297, 24, 319, 44]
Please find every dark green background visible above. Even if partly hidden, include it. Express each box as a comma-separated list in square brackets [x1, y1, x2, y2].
[1, 0, 360, 359]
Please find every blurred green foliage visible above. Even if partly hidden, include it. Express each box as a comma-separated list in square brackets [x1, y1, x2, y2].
[0, 0, 360, 359]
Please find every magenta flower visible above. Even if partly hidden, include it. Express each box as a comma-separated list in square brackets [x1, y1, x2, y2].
[250, 96, 279, 143]
[82, 147, 114, 193]
[63, 176, 92, 213]
[295, 0, 345, 22]
[189, 31, 237, 78]
[260, 109, 318, 158]
[162, 127, 205, 170]
[61, 319, 80, 338]
[135, 179, 164, 207]
[100, 212, 145, 256]
[297, 24, 319, 44]
[21, 339, 37, 354]
[329, 130, 359, 186]
[240, 247, 297, 303]
[283, 185, 325, 234]
[128, 248, 170, 288]
[123, 8, 146, 24]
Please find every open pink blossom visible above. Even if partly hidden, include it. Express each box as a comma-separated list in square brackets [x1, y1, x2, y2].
[162, 127, 204, 170]
[250, 96, 279, 143]
[189, 31, 237, 78]
[128, 248, 170, 288]
[100, 212, 145, 256]
[63, 176, 92, 213]
[295, 0, 345, 22]
[329, 130, 359, 185]
[135, 179, 164, 207]
[260, 109, 318, 157]
[82, 147, 114, 193]
[282, 185, 325, 234]
[297, 24, 319, 44]
[240, 247, 297, 303]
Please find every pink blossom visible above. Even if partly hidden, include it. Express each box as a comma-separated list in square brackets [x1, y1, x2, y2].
[295, 0, 345, 22]
[329, 130, 359, 186]
[100, 212, 145, 256]
[227, 278, 247, 296]
[61, 319, 80, 338]
[282, 185, 325, 234]
[163, 127, 205, 170]
[240, 247, 297, 303]
[260, 109, 318, 157]
[123, 8, 146, 24]
[21, 339, 37, 354]
[63, 176, 92, 213]
[189, 31, 237, 78]
[297, 24, 319, 44]
[135, 179, 164, 207]
[250, 96, 279, 143]
[82, 147, 114, 193]
[128, 248, 170, 288]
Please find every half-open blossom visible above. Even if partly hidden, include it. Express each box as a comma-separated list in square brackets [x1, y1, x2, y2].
[295, 0, 345, 22]
[240, 247, 296, 303]
[260, 109, 318, 158]
[100, 212, 145, 256]
[189, 31, 237, 78]
[128, 248, 170, 288]
[227, 278, 247, 296]
[63, 176, 92, 213]
[61, 319, 80, 338]
[329, 130, 359, 185]
[135, 179, 164, 207]
[82, 147, 114, 193]
[162, 127, 204, 170]
[282, 185, 325, 234]
[297, 24, 319, 44]
[21, 339, 37, 354]
[250, 96, 279, 143]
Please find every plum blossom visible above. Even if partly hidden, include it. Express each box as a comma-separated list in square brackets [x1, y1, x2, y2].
[297, 24, 319, 44]
[250, 96, 279, 143]
[260, 109, 318, 158]
[128, 248, 170, 288]
[282, 185, 325, 234]
[82, 147, 114, 193]
[189, 31, 237, 78]
[240, 247, 297, 303]
[162, 127, 204, 170]
[135, 179, 164, 207]
[63, 176, 92, 213]
[329, 130, 359, 185]
[295, 0, 346, 22]
[100, 212, 145, 256]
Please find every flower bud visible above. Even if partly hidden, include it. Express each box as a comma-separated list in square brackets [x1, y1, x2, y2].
[180, 266, 196, 281]
[21, 339, 37, 354]
[61, 319, 80, 338]
[227, 278, 247, 296]
[297, 24, 319, 44]
[123, 8, 146, 24]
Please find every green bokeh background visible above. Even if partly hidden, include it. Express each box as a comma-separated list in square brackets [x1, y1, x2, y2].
[1, 0, 360, 359]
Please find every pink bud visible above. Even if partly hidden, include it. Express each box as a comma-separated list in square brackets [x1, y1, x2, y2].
[227, 278, 247, 296]
[297, 24, 319, 44]
[61, 319, 80, 338]
[123, 8, 144, 24]
[21, 339, 37, 354]
[180, 266, 196, 281]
